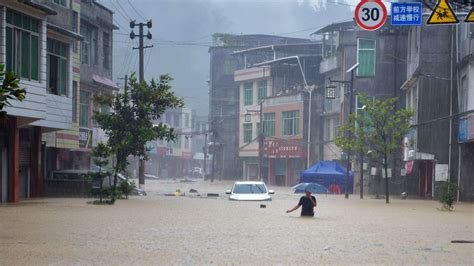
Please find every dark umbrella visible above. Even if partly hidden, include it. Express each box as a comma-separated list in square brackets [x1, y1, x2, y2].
[292, 183, 328, 194]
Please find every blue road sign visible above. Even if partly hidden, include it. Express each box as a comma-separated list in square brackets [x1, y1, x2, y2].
[459, 117, 468, 142]
[391, 2, 423, 26]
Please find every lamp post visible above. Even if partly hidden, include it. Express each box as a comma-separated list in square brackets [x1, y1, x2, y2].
[344, 63, 359, 199]
[305, 85, 315, 168]
[329, 63, 359, 199]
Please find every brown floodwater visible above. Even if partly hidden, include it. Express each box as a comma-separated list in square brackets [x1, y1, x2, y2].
[1, 179, 473, 265]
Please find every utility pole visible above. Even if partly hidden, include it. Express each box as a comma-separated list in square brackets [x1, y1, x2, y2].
[258, 99, 264, 181]
[330, 63, 359, 199]
[203, 133, 208, 178]
[118, 74, 128, 92]
[130, 19, 153, 188]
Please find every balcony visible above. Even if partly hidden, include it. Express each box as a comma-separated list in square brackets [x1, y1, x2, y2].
[319, 55, 339, 74]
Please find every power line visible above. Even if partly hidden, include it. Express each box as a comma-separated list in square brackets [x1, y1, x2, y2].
[127, 0, 146, 20]
[116, 0, 133, 21]
[109, 1, 131, 22]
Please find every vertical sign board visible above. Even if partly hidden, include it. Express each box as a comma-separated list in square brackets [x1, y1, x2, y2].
[391, 2, 422, 26]
[79, 128, 93, 149]
[458, 117, 467, 142]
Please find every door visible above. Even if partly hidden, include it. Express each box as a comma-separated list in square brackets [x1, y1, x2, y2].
[1, 148, 7, 203]
[419, 161, 433, 198]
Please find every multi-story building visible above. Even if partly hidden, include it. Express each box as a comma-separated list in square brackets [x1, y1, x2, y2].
[0, 0, 117, 203]
[236, 66, 272, 181]
[150, 108, 193, 178]
[314, 20, 408, 195]
[457, 20, 474, 201]
[0, 1, 75, 202]
[263, 92, 307, 186]
[208, 34, 311, 179]
[234, 43, 322, 184]
[74, 0, 118, 170]
[401, 19, 457, 199]
[191, 113, 210, 175]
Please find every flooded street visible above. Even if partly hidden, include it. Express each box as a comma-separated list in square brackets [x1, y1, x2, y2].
[1, 179, 473, 265]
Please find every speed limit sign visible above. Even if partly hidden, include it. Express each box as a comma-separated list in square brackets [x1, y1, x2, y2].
[355, 0, 387, 31]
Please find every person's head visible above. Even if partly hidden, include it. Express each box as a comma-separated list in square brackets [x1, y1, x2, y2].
[304, 189, 312, 197]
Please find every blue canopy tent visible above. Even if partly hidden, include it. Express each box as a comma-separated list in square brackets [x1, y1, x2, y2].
[299, 160, 354, 194]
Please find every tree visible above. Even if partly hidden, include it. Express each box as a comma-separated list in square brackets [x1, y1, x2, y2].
[336, 95, 414, 203]
[0, 64, 26, 119]
[336, 105, 372, 199]
[94, 73, 183, 199]
[91, 142, 112, 203]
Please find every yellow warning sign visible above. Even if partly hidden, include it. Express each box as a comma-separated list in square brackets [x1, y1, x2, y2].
[465, 8, 474, 22]
[427, 0, 459, 25]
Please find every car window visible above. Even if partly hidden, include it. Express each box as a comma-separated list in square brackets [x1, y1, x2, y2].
[233, 184, 267, 194]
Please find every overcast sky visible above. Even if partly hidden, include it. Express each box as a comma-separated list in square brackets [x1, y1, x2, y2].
[101, 0, 353, 115]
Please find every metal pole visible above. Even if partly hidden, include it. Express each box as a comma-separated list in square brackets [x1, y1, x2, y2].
[137, 23, 146, 187]
[258, 100, 264, 180]
[345, 70, 354, 199]
[203, 133, 208, 178]
[306, 88, 312, 168]
[457, 145, 461, 202]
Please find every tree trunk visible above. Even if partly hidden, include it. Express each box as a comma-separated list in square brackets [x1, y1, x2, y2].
[113, 161, 119, 202]
[384, 160, 389, 204]
[360, 153, 364, 199]
[98, 170, 103, 203]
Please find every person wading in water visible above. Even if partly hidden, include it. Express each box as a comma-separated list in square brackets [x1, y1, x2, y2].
[286, 189, 317, 217]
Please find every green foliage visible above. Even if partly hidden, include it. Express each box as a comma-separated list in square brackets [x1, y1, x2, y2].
[0, 64, 26, 119]
[119, 179, 136, 199]
[91, 142, 113, 203]
[335, 94, 414, 203]
[93, 73, 183, 197]
[438, 181, 458, 211]
[212, 33, 235, 46]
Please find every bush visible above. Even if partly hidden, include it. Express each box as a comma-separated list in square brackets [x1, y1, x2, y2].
[438, 181, 458, 211]
[119, 179, 136, 199]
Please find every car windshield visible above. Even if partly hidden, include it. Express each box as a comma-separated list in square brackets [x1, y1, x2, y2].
[233, 184, 267, 194]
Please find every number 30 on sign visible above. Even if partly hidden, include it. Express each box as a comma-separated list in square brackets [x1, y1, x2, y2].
[355, 0, 387, 31]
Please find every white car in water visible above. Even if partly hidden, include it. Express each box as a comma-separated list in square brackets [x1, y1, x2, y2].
[226, 181, 274, 201]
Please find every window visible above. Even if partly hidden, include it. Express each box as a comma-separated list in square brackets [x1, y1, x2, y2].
[173, 136, 182, 149]
[324, 119, 331, 141]
[258, 80, 267, 101]
[165, 113, 171, 124]
[173, 113, 180, 127]
[5, 9, 40, 81]
[244, 82, 253, 106]
[72, 13, 78, 54]
[243, 123, 252, 143]
[72, 81, 78, 123]
[333, 117, 340, 140]
[263, 113, 275, 137]
[81, 22, 97, 65]
[184, 136, 190, 149]
[47, 39, 69, 96]
[357, 39, 376, 77]
[103, 32, 110, 69]
[460, 75, 468, 112]
[50, 0, 67, 6]
[281, 111, 299, 136]
[185, 113, 190, 128]
[224, 58, 238, 75]
[324, 117, 338, 141]
[72, 12, 78, 32]
[79, 91, 91, 127]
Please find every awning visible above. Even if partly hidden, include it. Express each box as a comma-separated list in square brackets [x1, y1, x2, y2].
[92, 74, 119, 90]
[47, 24, 83, 41]
[24, 0, 57, 15]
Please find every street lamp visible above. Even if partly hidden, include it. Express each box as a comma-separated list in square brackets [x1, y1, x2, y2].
[344, 63, 359, 199]
[328, 63, 359, 199]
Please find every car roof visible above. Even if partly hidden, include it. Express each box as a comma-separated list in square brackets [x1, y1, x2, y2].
[234, 181, 266, 185]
